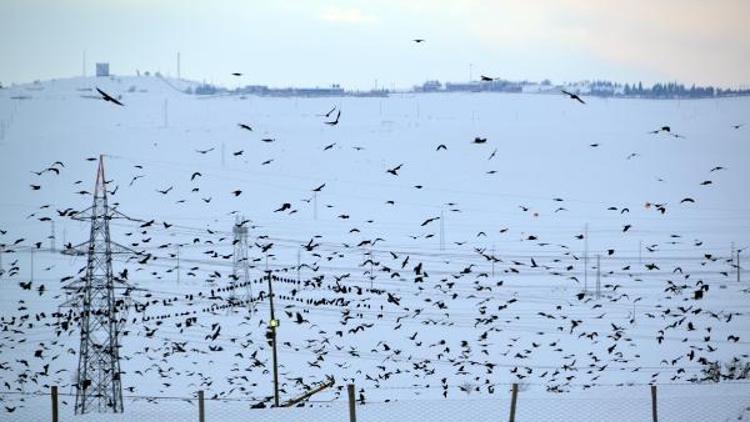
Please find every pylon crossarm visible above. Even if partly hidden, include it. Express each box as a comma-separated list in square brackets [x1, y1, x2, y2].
[109, 240, 142, 256]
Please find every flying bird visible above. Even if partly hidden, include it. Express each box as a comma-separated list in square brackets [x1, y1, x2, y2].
[386, 164, 403, 176]
[318, 106, 337, 118]
[238, 123, 253, 131]
[561, 90, 585, 104]
[96, 87, 124, 106]
[325, 110, 341, 126]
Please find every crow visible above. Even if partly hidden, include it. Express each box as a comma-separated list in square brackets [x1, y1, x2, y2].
[96, 87, 124, 106]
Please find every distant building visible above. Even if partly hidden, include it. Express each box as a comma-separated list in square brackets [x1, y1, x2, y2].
[96, 63, 110, 77]
[416, 80, 442, 92]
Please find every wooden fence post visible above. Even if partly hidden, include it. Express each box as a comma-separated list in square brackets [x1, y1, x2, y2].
[651, 385, 658, 422]
[51, 386, 58, 422]
[347, 384, 357, 422]
[509, 383, 518, 422]
[198, 390, 205, 422]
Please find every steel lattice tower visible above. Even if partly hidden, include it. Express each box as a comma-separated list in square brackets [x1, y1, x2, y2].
[233, 215, 253, 315]
[64, 155, 135, 414]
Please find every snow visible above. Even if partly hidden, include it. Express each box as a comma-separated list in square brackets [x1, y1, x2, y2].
[0, 75, 749, 421]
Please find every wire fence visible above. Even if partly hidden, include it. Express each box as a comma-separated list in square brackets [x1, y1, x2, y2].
[2, 383, 749, 422]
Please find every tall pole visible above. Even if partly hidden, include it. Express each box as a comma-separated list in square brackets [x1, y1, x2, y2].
[176, 244, 180, 284]
[439, 207, 445, 251]
[491, 245, 495, 277]
[313, 192, 318, 220]
[583, 223, 589, 294]
[267, 272, 280, 407]
[296, 248, 301, 283]
[596, 254, 601, 299]
[163, 98, 168, 128]
[50, 220, 56, 251]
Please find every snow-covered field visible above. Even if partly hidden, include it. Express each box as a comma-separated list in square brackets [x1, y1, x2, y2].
[0, 75, 749, 421]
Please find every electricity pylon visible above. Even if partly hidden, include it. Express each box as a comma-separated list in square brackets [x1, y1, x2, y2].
[232, 215, 253, 316]
[62, 155, 138, 414]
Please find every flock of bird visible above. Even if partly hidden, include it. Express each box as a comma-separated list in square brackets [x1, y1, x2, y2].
[0, 57, 748, 415]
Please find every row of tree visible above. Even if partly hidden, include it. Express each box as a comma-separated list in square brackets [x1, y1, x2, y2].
[623, 82, 750, 98]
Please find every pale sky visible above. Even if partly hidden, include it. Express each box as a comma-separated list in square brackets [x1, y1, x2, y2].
[1, 0, 748, 89]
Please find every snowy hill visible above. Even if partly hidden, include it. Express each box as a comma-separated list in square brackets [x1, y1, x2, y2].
[0, 75, 749, 420]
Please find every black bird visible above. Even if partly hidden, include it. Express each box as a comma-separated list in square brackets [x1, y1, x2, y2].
[96, 87, 124, 106]
[436, 144, 447, 151]
[274, 203, 291, 213]
[238, 123, 253, 131]
[480, 75, 494, 82]
[231, 72, 242, 76]
[156, 186, 173, 195]
[413, 38, 425, 43]
[318, 106, 337, 118]
[190, 172, 202, 181]
[325, 110, 341, 126]
[473, 137, 487, 144]
[196, 148, 215, 154]
[561, 90, 585, 104]
[386, 164, 403, 176]
[312, 183, 326, 192]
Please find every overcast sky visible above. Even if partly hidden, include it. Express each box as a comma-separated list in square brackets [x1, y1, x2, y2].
[1, 0, 748, 89]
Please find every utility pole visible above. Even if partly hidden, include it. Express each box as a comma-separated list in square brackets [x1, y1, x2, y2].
[596, 255, 601, 299]
[296, 248, 301, 283]
[738, 250, 741, 283]
[177, 52, 181, 80]
[221, 142, 226, 167]
[439, 207, 445, 251]
[163, 98, 168, 128]
[313, 192, 318, 220]
[583, 223, 589, 295]
[266, 272, 280, 407]
[50, 220, 56, 252]
[63, 155, 137, 414]
[82, 50, 86, 78]
[176, 244, 181, 284]
[369, 248, 375, 289]
[491, 245, 495, 277]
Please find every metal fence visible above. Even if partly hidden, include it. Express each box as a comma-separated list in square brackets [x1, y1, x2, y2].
[1, 383, 749, 422]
